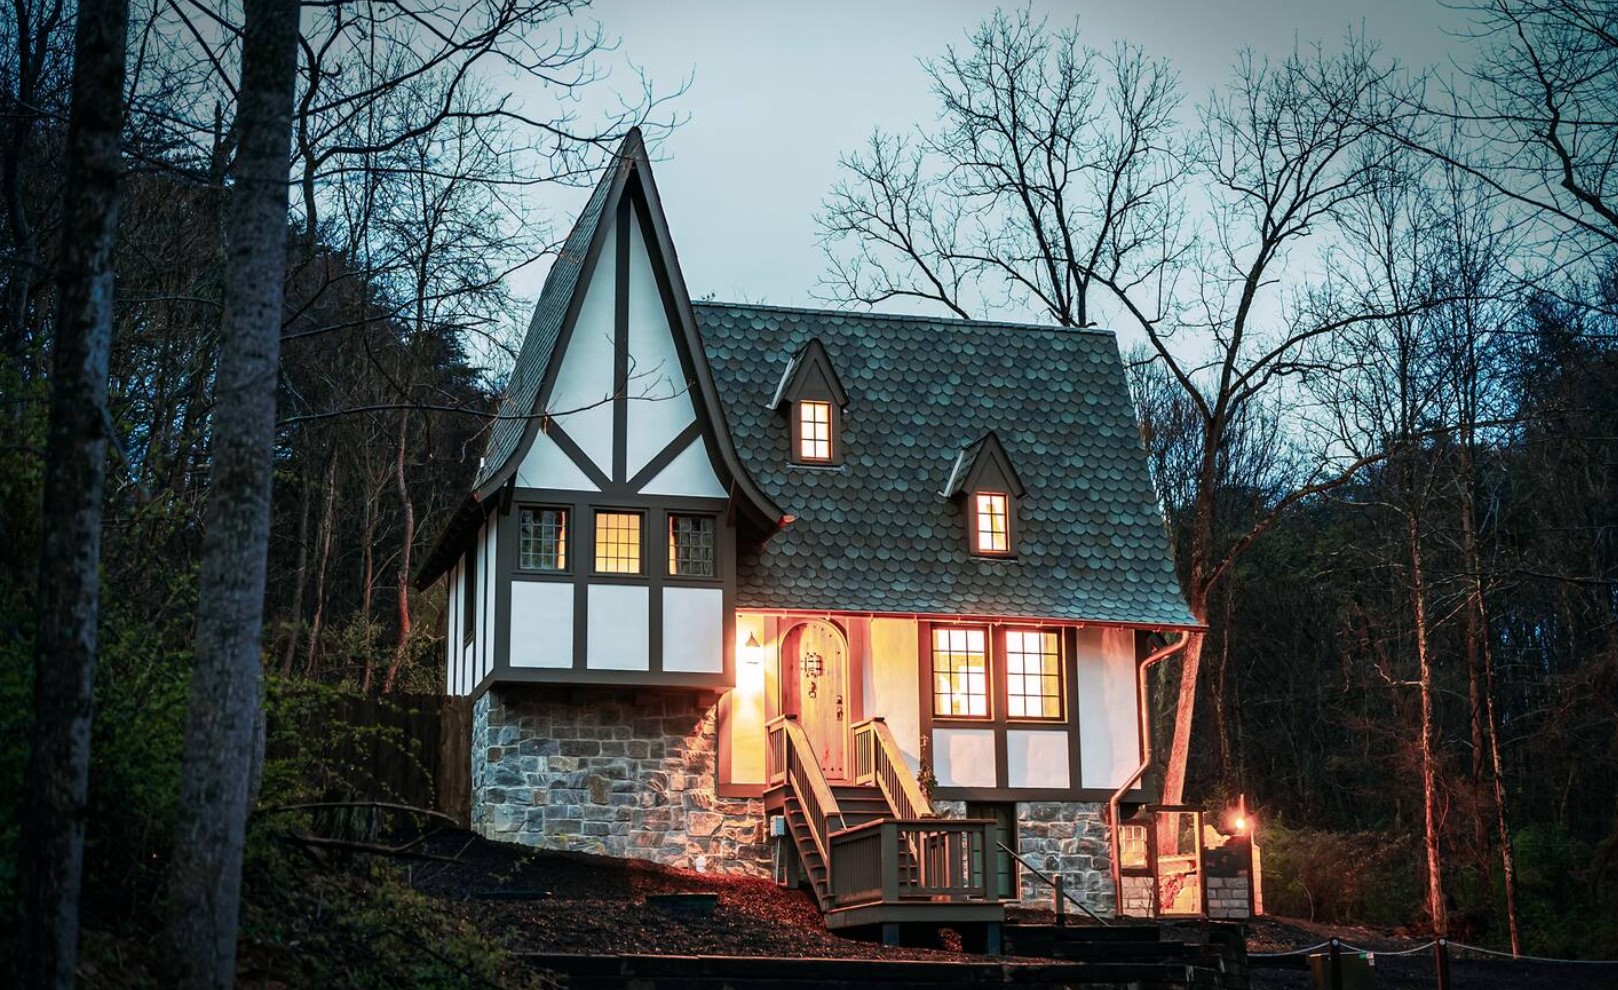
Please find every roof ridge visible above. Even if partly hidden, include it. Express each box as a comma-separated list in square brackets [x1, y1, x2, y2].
[691, 299, 1118, 338]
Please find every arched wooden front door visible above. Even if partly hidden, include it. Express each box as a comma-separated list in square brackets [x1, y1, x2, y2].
[782, 620, 848, 779]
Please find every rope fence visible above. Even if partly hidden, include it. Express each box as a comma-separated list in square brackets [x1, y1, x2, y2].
[1250, 936, 1618, 965]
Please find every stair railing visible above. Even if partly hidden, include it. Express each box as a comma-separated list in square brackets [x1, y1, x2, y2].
[850, 717, 933, 821]
[998, 841, 1110, 925]
[766, 715, 845, 872]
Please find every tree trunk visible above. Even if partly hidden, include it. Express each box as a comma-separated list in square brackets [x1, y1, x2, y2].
[19, 1, 127, 985]
[279, 465, 312, 676]
[302, 449, 339, 677]
[1458, 468, 1522, 956]
[164, 0, 298, 985]
[384, 412, 415, 693]
[1407, 509, 1447, 936]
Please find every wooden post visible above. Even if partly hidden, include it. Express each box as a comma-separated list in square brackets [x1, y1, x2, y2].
[1434, 938, 1450, 990]
[1054, 873, 1065, 927]
[881, 922, 900, 947]
[880, 823, 900, 904]
[1329, 937, 1343, 990]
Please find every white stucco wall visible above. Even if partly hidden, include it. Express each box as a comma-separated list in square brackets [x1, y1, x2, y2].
[865, 618, 921, 771]
[510, 582, 573, 669]
[1076, 626, 1142, 789]
[587, 584, 650, 670]
[1006, 728, 1070, 788]
[662, 586, 724, 673]
[545, 228, 617, 473]
[934, 727, 996, 788]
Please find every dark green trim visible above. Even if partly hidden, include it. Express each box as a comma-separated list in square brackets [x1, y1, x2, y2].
[919, 620, 1084, 794]
[626, 420, 704, 492]
[546, 422, 612, 492]
[612, 194, 631, 485]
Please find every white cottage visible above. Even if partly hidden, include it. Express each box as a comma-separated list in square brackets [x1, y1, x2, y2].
[416, 130, 1206, 938]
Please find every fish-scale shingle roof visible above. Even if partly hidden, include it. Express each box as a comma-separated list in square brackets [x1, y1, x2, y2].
[694, 302, 1196, 627]
[473, 152, 619, 493]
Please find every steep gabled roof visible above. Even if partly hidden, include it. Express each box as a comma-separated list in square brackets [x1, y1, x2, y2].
[696, 302, 1197, 627]
[470, 145, 623, 497]
[416, 130, 782, 588]
[941, 432, 1025, 499]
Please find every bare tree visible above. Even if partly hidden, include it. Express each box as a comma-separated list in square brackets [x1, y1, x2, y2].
[164, 0, 298, 985]
[19, 0, 128, 985]
[1426, 0, 1618, 255]
[821, 15, 1417, 805]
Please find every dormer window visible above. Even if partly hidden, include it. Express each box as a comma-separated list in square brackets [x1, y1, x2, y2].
[974, 492, 1010, 553]
[770, 338, 848, 466]
[942, 432, 1026, 558]
[798, 400, 833, 461]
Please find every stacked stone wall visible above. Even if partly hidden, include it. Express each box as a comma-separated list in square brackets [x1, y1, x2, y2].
[1206, 874, 1252, 918]
[470, 687, 768, 875]
[1119, 874, 1154, 916]
[932, 799, 1115, 914]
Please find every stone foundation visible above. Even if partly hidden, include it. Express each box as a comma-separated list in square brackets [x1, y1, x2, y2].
[1207, 874, 1251, 919]
[1120, 874, 1154, 916]
[471, 687, 768, 875]
[932, 799, 1115, 914]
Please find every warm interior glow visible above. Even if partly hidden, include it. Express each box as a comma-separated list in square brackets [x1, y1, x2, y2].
[974, 492, 1009, 552]
[593, 511, 642, 573]
[742, 631, 763, 665]
[798, 400, 832, 460]
[932, 626, 988, 717]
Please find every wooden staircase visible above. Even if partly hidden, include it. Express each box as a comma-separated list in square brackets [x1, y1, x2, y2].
[766, 716, 1005, 937]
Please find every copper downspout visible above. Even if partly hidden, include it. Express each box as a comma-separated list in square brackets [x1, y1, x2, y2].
[1107, 631, 1191, 917]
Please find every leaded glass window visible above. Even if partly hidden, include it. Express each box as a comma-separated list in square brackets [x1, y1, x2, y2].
[668, 514, 716, 577]
[518, 507, 568, 571]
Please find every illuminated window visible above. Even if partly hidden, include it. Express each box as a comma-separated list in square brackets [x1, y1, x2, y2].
[799, 400, 832, 461]
[518, 507, 568, 571]
[975, 492, 1010, 553]
[593, 511, 642, 573]
[668, 514, 716, 577]
[1005, 630, 1061, 719]
[932, 626, 988, 718]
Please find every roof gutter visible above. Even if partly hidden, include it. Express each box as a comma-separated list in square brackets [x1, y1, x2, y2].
[1107, 630, 1192, 917]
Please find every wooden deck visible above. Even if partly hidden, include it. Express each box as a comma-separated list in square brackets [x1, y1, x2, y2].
[765, 715, 1006, 936]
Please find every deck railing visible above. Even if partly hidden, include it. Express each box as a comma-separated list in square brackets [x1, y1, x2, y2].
[850, 717, 933, 821]
[828, 819, 997, 908]
[766, 715, 845, 871]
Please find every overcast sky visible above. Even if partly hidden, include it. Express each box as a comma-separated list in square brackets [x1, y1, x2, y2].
[507, 1, 1475, 325]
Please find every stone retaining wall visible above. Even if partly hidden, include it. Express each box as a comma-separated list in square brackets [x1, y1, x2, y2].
[470, 687, 768, 875]
[1206, 874, 1251, 919]
[932, 799, 1115, 914]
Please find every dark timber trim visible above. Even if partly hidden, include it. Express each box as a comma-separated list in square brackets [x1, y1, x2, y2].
[627, 420, 704, 492]
[545, 421, 613, 492]
[612, 194, 631, 485]
[490, 487, 735, 688]
[918, 619, 1085, 797]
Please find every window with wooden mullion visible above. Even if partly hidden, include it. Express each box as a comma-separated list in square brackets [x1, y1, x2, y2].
[1004, 629, 1061, 719]
[518, 507, 568, 571]
[667, 513, 715, 577]
[974, 492, 1010, 554]
[798, 399, 832, 461]
[932, 626, 989, 718]
[593, 511, 642, 574]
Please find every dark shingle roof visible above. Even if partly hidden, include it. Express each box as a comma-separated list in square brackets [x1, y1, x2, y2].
[695, 302, 1196, 627]
[473, 150, 620, 493]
